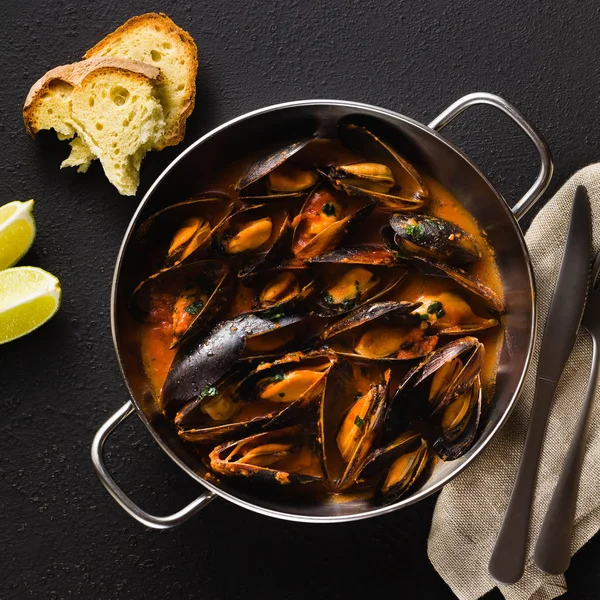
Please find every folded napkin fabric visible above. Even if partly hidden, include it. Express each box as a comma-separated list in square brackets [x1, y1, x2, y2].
[428, 164, 600, 600]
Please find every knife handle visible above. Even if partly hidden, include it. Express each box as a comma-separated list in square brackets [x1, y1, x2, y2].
[488, 376, 557, 584]
[534, 335, 600, 574]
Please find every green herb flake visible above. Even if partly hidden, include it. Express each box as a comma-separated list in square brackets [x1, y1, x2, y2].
[427, 301, 443, 314]
[419, 313, 429, 321]
[322, 202, 337, 216]
[436, 308, 446, 319]
[264, 305, 285, 321]
[184, 299, 205, 315]
[270, 372, 286, 383]
[323, 292, 335, 305]
[405, 223, 425, 240]
[354, 415, 366, 428]
[199, 385, 219, 400]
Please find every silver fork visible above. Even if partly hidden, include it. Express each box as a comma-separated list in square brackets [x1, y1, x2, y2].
[533, 249, 600, 574]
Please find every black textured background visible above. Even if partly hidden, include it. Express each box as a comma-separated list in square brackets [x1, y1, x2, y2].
[2, 1, 599, 598]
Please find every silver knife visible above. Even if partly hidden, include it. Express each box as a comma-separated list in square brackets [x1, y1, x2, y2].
[488, 185, 592, 584]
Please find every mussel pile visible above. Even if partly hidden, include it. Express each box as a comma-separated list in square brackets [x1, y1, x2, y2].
[132, 122, 505, 503]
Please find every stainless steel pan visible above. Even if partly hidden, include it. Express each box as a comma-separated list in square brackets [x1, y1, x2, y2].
[91, 93, 552, 529]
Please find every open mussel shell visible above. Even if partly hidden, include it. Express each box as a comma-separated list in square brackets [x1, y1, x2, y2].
[323, 300, 439, 361]
[209, 425, 324, 485]
[241, 268, 315, 315]
[129, 259, 230, 348]
[319, 368, 392, 490]
[177, 352, 336, 444]
[382, 225, 505, 314]
[412, 292, 498, 335]
[291, 186, 373, 260]
[390, 214, 482, 265]
[237, 213, 294, 278]
[236, 136, 318, 199]
[358, 431, 430, 501]
[133, 193, 235, 272]
[308, 244, 398, 267]
[433, 374, 482, 461]
[162, 313, 296, 416]
[209, 204, 294, 279]
[325, 123, 428, 213]
[312, 265, 406, 317]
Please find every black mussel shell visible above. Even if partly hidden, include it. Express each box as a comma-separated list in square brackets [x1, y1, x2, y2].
[291, 186, 373, 260]
[176, 352, 333, 444]
[390, 214, 482, 264]
[240, 268, 315, 315]
[321, 300, 438, 361]
[327, 123, 428, 213]
[209, 425, 324, 485]
[320, 368, 392, 490]
[133, 193, 235, 273]
[236, 136, 315, 191]
[129, 259, 231, 348]
[308, 244, 398, 267]
[382, 225, 505, 313]
[359, 431, 430, 501]
[161, 313, 289, 417]
[312, 265, 406, 317]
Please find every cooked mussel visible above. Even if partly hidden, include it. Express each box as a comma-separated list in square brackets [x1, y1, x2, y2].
[387, 336, 485, 460]
[129, 259, 230, 348]
[291, 186, 373, 259]
[176, 352, 335, 443]
[314, 265, 405, 317]
[412, 292, 498, 334]
[330, 369, 392, 490]
[390, 214, 481, 264]
[236, 136, 318, 201]
[359, 431, 430, 501]
[133, 193, 235, 272]
[209, 425, 323, 485]
[324, 123, 428, 213]
[308, 244, 398, 267]
[162, 313, 297, 416]
[382, 225, 505, 313]
[239, 268, 315, 315]
[323, 301, 439, 360]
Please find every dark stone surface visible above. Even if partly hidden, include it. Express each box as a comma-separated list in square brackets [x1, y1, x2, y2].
[1, 0, 599, 598]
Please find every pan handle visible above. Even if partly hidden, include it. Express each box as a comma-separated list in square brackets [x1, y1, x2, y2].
[91, 401, 216, 529]
[428, 92, 553, 221]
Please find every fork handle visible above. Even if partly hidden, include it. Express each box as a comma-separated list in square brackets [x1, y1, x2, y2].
[534, 334, 600, 574]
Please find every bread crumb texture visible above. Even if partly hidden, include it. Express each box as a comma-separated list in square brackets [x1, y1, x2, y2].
[23, 13, 197, 196]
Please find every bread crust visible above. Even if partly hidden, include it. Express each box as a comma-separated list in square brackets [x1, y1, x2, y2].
[23, 57, 162, 137]
[84, 12, 198, 148]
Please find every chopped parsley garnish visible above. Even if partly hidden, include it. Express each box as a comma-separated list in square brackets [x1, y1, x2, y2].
[427, 301, 443, 314]
[419, 313, 429, 321]
[322, 202, 337, 216]
[404, 223, 425, 240]
[436, 308, 446, 319]
[263, 305, 285, 320]
[354, 416, 365, 428]
[393, 250, 408, 263]
[270, 372, 286, 383]
[184, 299, 205, 315]
[323, 292, 334, 305]
[199, 385, 219, 400]
[339, 299, 357, 311]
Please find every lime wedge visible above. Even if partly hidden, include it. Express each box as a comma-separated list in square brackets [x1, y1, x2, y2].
[0, 266, 61, 344]
[0, 200, 36, 270]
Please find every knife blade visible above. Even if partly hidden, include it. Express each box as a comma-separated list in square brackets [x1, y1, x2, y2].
[488, 185, 592, 584]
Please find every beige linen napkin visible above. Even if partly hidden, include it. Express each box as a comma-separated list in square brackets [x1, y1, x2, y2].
[428, 164, 600, 600]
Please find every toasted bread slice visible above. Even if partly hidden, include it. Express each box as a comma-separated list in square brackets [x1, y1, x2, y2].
[84, 12, 197, 150]
[24, 57, 165, 195]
